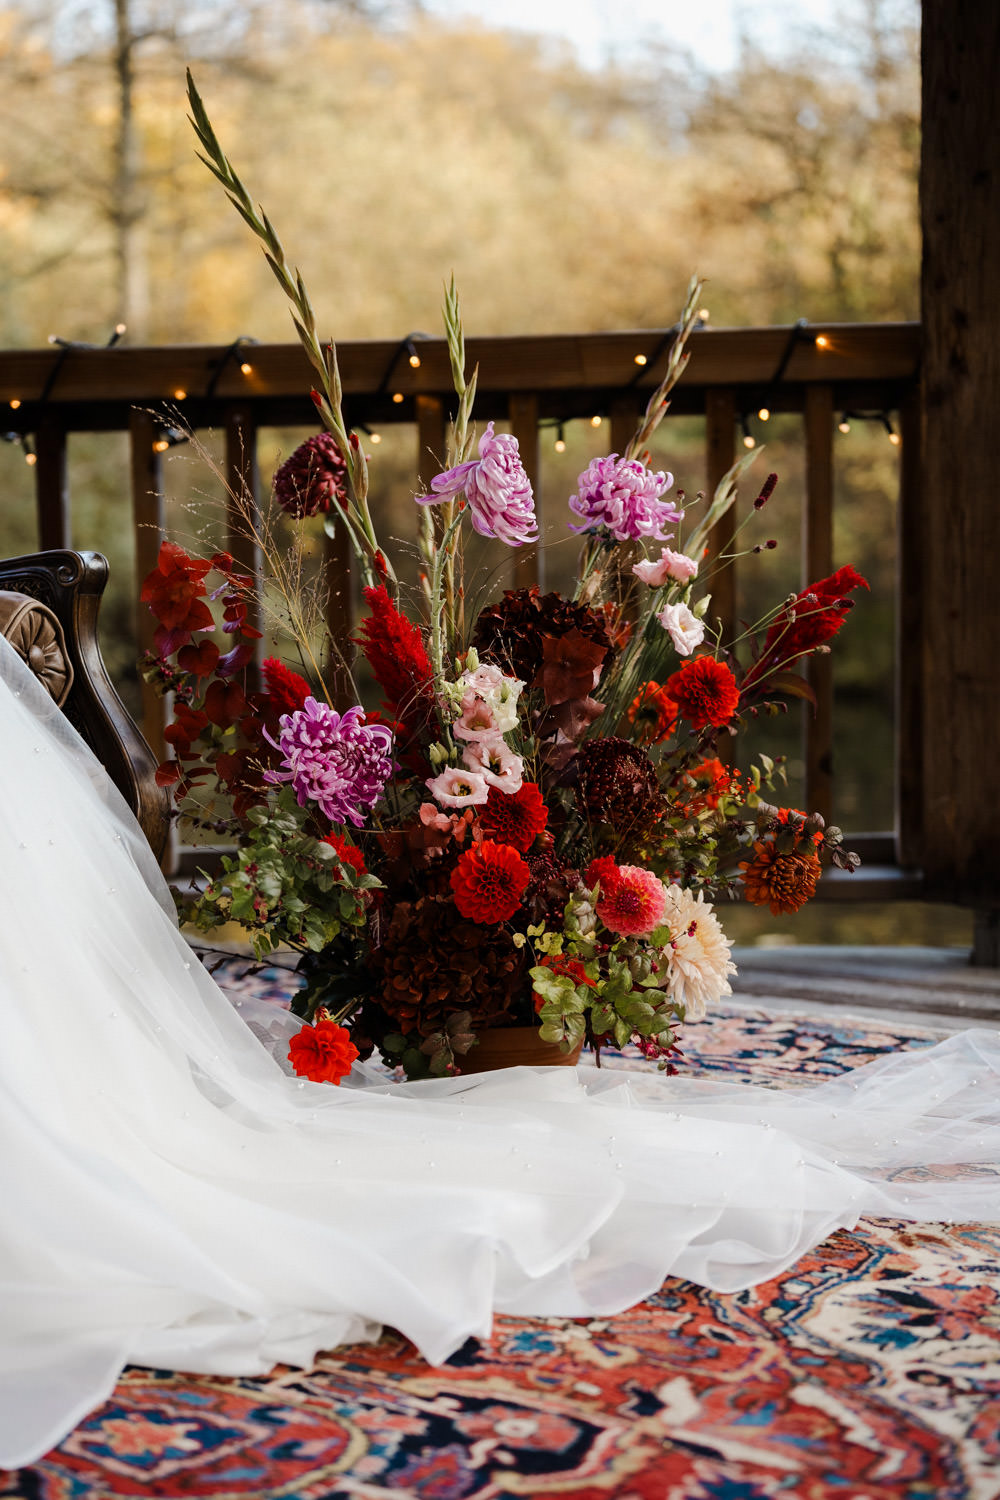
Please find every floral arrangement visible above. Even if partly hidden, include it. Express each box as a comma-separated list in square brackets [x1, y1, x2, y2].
[140, 79, 865, 1084]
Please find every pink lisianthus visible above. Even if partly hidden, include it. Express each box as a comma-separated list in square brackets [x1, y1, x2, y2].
[568, 454, 680, 542]
[416, 422, 538, 547]
[596, 864, 668, 937]
[633, 547, 699, 587]
[462, 736, 524, 792]
[453, 699, 499, 741]
[425, 765, 491, 808]
[656, 601, 706, 657]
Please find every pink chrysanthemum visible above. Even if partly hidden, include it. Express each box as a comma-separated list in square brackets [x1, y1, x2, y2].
[596, 864, 667, 937]
[568, 454, 681, 542]
[416, 422, 538, 547]
[264, 697, 393, 827]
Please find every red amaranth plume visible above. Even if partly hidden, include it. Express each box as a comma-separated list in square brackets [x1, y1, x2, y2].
[354, 585, 434, 734]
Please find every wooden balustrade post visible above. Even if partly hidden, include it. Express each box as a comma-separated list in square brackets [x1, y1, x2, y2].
[803, 384, 835, 828]
[128, 408, 175, 872]
[895, 385, 922, 870]
[224, 404, 264, 686]
[34, 413, 71, 551]
[508, 393, 541, 591]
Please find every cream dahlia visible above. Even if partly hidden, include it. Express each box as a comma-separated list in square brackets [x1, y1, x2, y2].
[659, 885, 736, 1020]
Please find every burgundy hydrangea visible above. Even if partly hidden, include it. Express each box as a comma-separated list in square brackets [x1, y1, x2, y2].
[264, 697, 393, 827]
[273, 433, 348, 518]
[568, 454, 681, 541]
[416, 421, 538, 547]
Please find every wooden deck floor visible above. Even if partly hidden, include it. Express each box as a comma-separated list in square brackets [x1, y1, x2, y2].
[729, 945, 1000, 1028]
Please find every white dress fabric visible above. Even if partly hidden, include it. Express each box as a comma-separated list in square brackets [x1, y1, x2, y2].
[1, 632, 998, 1469]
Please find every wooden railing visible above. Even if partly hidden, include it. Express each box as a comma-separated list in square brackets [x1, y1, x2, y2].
[0, 322, 921, 894]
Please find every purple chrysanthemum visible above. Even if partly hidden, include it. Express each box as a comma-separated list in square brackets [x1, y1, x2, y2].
[264, 697, 393, 827]
[416, 421, 538, 547]
[568, 454, 681, 541]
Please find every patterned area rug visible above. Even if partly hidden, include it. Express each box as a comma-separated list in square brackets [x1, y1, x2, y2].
[3, 958, 999, 1500]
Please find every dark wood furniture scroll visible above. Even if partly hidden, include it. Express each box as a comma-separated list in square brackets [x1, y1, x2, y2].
[0, 549, 170, 860]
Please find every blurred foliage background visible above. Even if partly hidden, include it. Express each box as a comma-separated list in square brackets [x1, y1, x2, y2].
[2, 0, 965, 944]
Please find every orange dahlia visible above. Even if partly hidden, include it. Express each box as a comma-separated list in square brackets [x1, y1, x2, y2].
[450, 839, 531, 923]
[626, 681, 678, 744]
[740, 842, 821, 915]
[664, 655, 740, 731]
[287, 1018, 359, 1084]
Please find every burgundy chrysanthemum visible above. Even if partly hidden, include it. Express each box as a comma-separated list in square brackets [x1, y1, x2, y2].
[479, 781, 549, 853]
[273, 433, 348, 518]
[450, 840, 530, 923]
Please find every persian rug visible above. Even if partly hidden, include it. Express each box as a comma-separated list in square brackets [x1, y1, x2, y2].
[3, 958, 998, 1500]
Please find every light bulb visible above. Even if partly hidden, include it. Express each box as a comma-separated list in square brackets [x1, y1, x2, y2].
[757, 407, 770, 422]
[369, 431, 382, 444]
[743, 434, 756, 449]
[590, 415, 602, 428]
[173, 388, 187, 401]
[698, 307, 710, 321]
[24, 451, 37, 466]
[152, 438, 170, 453]
[408, 353, 421, 368]
[392, 392, 404, 404]
[554, 437, 566, 453]
[115, 323, 127, 336]
[815, 334, 830, 350]
[888, 430, 901, 446]
[633, 353, 648, 367]
[9, 398, 20, 410]
[239, 361, 253, 375]
[838, 419, 851, 434]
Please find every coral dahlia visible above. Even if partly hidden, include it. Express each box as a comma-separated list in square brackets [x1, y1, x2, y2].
[664, 655, 740, 730]
[450, 840, 530, 923]
[596, 864, 667, 937]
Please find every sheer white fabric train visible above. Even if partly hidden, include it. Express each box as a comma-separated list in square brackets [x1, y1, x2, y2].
[1, 632, 998, 1469]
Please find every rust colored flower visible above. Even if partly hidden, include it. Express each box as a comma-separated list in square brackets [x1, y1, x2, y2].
[273, 432, 348, 518]
[140, 540, 215, 655]
[532, 953, 595, 1012]
[479, 781, 549, 853]
[626, 681, 678, 744]
[740, 842, 822, 915]
[683, 757, 741, 813]
[665, 656, 740, 730]
[450, 839, 530, 924]
[537, 628, 607, 705]
[584, 855, 621, 896]
[287, 1018, 359, 1084]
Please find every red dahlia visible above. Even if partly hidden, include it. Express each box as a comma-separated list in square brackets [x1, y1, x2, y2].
[664, 656, 740, 730]
[450, 840, 530, 923]
[287, 1018, 359, 1084]
[479, 782, 549, 853]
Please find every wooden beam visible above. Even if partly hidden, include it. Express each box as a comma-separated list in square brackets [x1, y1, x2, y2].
[919, 0, 1000, 924]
